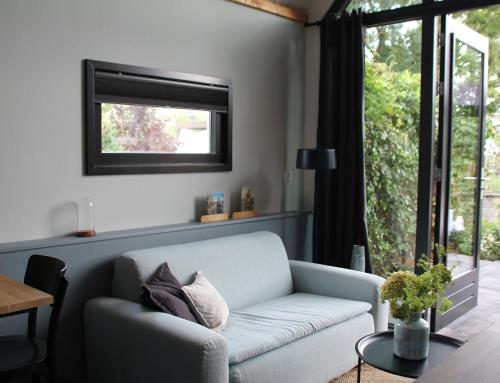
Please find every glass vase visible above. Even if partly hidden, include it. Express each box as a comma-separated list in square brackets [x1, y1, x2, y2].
[394, 312, 430, 360]
[350, 245, 366, 272]
[77, 197, 96, 237]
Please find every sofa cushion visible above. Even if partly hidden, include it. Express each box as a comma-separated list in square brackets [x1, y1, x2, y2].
[112, 232, 293, 311]
[182, 271, 229, 331]
[142, 262, 199, 323]
[222, 293, 372, 365]
[228, 314, 374, 383]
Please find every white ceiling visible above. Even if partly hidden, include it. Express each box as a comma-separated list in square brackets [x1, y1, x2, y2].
[274, 0, 334, 19]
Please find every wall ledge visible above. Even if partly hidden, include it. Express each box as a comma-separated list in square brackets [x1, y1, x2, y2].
[0, 211, 308, 254]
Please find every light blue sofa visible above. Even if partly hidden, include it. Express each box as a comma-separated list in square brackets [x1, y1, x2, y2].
[84, 231, 387, 383]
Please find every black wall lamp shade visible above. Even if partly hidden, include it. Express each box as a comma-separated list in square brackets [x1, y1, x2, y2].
[296, 148, 337, 170]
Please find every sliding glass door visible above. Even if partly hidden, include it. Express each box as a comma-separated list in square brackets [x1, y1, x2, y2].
[432, 16, 489, 330]
[347, 0, 493, 329]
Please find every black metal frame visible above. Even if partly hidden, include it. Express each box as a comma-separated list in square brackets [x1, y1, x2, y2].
[324, 0, 352, 19]
[363, 0, 500, 27]
[85, 60, 232, 175]
[305, 0, 500, 27]
[433, 15, 455, 331]
[434, 17, 452, 269]
[306, 0, 498, 327]
[432, 16, 489, 331]
[414, 4, 438, 273]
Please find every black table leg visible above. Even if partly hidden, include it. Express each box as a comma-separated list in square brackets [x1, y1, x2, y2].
[357, 357, 361, 383]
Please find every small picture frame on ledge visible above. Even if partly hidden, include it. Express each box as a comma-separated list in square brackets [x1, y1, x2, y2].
[241, 186, 255, 211]
[201, 192, 228, 223]
[232, 186, 257, 219]
[207, 192, 224, 215]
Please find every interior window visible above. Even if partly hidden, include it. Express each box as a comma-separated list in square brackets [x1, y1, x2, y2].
[85, 60, 232, 175]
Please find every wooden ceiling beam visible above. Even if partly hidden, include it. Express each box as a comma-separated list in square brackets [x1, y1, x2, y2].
[227, 0, 309, 23]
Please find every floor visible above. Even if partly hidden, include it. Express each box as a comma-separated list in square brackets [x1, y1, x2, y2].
[438, 258, 500, 341]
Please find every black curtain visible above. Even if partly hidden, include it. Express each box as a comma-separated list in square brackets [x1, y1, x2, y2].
[314, 10, 372, 273]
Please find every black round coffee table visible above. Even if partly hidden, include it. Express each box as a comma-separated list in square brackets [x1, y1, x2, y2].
[355, 331, 463, 383]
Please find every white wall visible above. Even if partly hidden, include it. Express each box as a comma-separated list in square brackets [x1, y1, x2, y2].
[0, 0, 304, 243]
[303, 26, 321, 211]
[302, 0, 331, 210]
[283, 33, 305, 211]
[308, 0, 333, 21]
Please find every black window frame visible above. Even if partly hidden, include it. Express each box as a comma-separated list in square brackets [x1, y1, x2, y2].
[85, 59, 232, 175]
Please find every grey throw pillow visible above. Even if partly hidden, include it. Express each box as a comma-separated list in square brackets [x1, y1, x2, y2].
[142, 262, 199, 324]
[181, 271, 229, 332]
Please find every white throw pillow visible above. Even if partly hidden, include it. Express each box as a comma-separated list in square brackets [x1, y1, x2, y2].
[181, 271, 229, 332]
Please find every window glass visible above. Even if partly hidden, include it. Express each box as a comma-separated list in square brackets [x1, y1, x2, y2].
[101, 104, 211, 154]
[447, 40, 483, 276]
[363, 20, 422, 277]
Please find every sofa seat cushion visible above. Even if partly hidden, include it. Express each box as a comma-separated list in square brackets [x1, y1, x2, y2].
[222, 293, 372, 365]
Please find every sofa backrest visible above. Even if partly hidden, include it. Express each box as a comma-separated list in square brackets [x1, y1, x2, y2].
[112, 231, 293, 311]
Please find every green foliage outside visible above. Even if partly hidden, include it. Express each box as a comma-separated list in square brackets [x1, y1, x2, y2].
[362, 16, 422, 277]
[101, 103, 179, 153]
[480, 222, 500, 261]
[458, 8, 500, 119]
[446, 219, 500, 261]
[448, 230, 471, 256]
[364, 62, 420, 277]
[380, 245, 453, 321]
[101, 104, 210, 153]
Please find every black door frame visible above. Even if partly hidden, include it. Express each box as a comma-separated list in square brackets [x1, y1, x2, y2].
[415, 3, 437, 275]
[432, 16, 489, 331]
[350, 0, 497, 272]
[327, 0, 500, 267]
[306, 0, 500, 329]
[305, 0, 500, 27]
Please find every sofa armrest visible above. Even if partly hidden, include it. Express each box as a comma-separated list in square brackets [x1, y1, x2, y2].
[289, 260, 388, 332]
[84, 297, 228, 383]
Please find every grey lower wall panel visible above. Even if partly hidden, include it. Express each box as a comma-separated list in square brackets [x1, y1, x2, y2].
[0, 212, 308, 383]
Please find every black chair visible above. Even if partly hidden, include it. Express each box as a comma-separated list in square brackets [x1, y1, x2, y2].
[0, 255, 68, 383]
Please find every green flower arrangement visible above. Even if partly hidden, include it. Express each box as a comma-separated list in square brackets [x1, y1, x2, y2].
[380, 245, 453, 321]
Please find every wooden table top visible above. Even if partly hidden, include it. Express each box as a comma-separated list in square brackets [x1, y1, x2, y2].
[0, 275, 53, 315]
